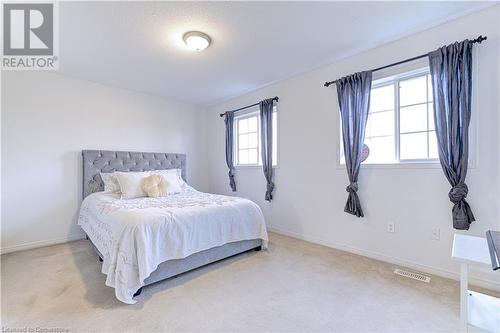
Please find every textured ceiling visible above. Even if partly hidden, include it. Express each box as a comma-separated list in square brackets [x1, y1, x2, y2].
[58, 1, 493, 105]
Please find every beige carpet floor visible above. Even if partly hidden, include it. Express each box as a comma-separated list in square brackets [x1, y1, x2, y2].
[0, 232, 489, 332]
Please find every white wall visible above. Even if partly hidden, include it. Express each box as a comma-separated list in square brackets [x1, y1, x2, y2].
[1, 72, 207, 253]
[205, 6, 500, 289]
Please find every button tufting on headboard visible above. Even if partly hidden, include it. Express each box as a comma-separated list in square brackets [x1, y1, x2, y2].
[82, 150, 186, 199]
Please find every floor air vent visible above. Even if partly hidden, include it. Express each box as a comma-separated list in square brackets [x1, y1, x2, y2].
[394, 268, 431, 283]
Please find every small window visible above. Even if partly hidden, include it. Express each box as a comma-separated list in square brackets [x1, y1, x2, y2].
[234, 106, 278, 167]
[341, 68, 439, 165]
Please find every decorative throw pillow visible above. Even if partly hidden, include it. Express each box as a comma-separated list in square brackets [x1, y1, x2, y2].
[151, 169, 185, 193]
[142, 175, 169, 198]
[115, 171, 150, 199]
[100, 172, 120, 193]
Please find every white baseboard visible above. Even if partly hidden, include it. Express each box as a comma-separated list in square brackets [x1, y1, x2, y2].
[267, 226, 500, 292]
[0, 233, 86, 255]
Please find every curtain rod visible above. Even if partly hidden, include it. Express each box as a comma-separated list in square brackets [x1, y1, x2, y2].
[219, 96, 279, 117]
[323, 35, 487, 87]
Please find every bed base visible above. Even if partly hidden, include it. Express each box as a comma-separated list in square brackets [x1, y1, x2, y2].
[131, 244, 260, 298]
[85, 235, 262, 298]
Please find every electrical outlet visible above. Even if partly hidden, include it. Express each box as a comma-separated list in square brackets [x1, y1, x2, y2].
[431, 228, 440, 240]
[387, 221, 395, 233]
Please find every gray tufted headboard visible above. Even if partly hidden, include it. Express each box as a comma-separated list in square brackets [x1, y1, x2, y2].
[82, 150, 186, 199]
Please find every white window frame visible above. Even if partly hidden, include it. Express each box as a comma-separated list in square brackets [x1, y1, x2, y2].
[338, 66, 477, 169]
[376, 67, 437, 164]
[233, 105, 279, 168]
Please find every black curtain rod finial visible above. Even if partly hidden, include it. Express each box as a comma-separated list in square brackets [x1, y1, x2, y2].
[473, 35, 487, 44]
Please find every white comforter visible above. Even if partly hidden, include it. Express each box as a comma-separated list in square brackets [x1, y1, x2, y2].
[77, 187, 268, 304]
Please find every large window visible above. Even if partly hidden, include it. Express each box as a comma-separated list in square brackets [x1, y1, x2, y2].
[234, 106, 278, 166]
[341, 68, 439, 165]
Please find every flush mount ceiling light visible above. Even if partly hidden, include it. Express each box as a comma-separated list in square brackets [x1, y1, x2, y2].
[182, 31, 211, 52]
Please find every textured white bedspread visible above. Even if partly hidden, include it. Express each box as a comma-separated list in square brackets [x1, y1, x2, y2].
[78, 188, 268, 304]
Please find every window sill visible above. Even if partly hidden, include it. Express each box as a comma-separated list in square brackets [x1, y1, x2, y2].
[337, 162, 442, 169]
[235, 165, 279, 170]
[337, 161, 477, 170]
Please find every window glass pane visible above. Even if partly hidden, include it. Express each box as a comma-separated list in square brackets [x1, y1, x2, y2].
[366, 110, 394, 137]
[370, 84, 394, 112]
[272, 112, 277, 165]
[248, 148, 258, 164]
[247, 116, 258, 132]
[239, 149, 249, 164]
[400, 104, 427, 133]
[400, 132, 428, 160]
[248, 132, 258, 148]
[428, 131, 439, 159]
[427, 74, 433, 102]
[238, 118, 248, 134]
[340, 149, 345, 165]
[364, 136, 395, 163]
[428, 103, 435, 131]
[340, 68, 442, 165]
[400, 75, 427, 106]
[239, 134, 249, 149]
[235, 111, 277, 166]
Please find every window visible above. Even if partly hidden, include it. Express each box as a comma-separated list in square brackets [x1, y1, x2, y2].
[341, 68, 438, 165]
[234, 106, 278, 166]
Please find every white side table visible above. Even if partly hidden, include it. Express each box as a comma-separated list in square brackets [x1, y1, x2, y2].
[452, 233, 500, 332]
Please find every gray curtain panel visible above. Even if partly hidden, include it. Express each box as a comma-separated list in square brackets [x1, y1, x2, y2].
[428, 40, 475, 230]
[336, 71, 372, 217]
[259, 98, 275, 201]
[224, 111, 237, 192]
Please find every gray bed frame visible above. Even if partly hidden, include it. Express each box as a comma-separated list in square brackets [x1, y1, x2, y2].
[82, 150, 262, 297]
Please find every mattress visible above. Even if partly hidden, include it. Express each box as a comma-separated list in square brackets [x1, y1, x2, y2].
[78, 187, 268, 304]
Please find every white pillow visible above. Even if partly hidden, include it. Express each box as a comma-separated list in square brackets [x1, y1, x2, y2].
[115, 171, 151, 199]
[100, 172, 120, 193]
[150, 169, 183, 194]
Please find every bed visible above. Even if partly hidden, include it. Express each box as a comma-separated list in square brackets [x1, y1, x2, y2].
[78, 150, 268, 304]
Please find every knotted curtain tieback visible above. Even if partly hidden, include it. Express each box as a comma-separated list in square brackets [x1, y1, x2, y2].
[449, 183, 468, 203]
[346, 182, 358, 193]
